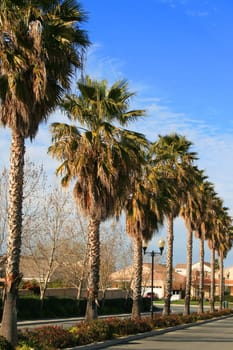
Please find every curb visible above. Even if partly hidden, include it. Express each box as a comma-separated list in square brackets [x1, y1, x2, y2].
[65, 314, 233, 350]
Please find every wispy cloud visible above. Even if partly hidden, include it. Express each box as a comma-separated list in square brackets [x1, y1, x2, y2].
[84, 44, 125, 83]
[186, 10, 209, 17]
[156, 0, 216, 18]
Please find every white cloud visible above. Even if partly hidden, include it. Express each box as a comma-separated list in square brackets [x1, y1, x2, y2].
[85, 44, 125, 83]
[186, 10, 209, 17]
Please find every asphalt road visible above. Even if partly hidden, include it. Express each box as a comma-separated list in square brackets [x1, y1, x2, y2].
[92, 315, 233, 350]
[16, 304, 212, 330]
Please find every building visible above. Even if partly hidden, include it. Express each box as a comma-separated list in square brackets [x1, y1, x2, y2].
[175, 262, 233, 298]
[109, 261, 233, 300]
[109, 263, 186, 299]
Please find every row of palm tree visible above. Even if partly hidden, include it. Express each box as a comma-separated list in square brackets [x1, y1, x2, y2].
[152, 138, 233, 316]
[48, 75, 233, 323]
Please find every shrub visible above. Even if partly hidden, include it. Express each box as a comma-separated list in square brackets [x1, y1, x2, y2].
[69, 317, 152, 346]
[98, 298, 133, 315]
[16, 297, 85, 320]
[17, 307, 233, 349]
[103, 317, 152, 336]
[0, 335, 14, 350]
[70, 320, 113, 346]
[19, 326, 76, 350]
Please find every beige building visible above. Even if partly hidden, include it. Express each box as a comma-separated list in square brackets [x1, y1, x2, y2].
[109, 261, 233, 300]
[109, 263, 186, 299]
[175, 262, 233, 298]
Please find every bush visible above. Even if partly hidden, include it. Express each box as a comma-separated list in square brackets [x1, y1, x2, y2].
[19, 326, 76, 350]
[70, 319, 113, 346]
[0, 335, 14, 350]
[0, 296, 151, 321]
[69, 317, 152, 346]
[98, 298, 133, 315]
[106, 317, 152, 336]
[16, 297, 86, 320]
[17, 308, 233, 349]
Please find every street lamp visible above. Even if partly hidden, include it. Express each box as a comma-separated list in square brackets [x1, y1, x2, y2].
[142, 238, 165, 319]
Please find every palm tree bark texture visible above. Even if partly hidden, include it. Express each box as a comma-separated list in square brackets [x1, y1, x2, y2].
[198, 237, 204, 313]
[131, 236, 143, 319]
[210, 244, 216, 312]
[1, 132, 25, 345]
[163, 213, 174, 316]
[184, 220, 193, 316]
[85, 217, 101, 320]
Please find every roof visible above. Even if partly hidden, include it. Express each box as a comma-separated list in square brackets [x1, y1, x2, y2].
[175, 264, 186, 269]
[175, 262, 211, 269]
[20, 256, 50, 281]
[109, 263, 186, 289]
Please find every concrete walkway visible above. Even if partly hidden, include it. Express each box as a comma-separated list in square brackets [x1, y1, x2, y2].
[68, 315, 233, 350]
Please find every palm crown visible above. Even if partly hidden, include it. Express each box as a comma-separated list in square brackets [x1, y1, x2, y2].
[49, 75, 148, 220]
[0, 0, 89, 137]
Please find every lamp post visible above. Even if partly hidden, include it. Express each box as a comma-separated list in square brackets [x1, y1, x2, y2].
[142, 238, 165, 319]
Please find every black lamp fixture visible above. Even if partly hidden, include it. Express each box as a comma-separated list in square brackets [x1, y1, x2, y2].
[142, 238, 165, 255]
[142, 237, 165, 319]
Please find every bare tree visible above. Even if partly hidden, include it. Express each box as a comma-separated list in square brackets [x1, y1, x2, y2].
[55, 215, 89, 300]
[22, 185, 77, 303]
[0, 161, 134, 307]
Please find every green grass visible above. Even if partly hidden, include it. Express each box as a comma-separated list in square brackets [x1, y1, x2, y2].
[154, 299, 233, 306]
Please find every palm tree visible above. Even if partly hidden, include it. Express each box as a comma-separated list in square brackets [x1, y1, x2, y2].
[179, 166, 205, 315]
[209, 238, 216, 312]
[215, 208, 232, 309]
[0, 1, 89, 344]
[193, 182, 223, 313]
[192, 179, 215, 314]
[125, 172, 164, 319]
[150, 134, 198, 316]
[48, 76, 148, 321]
[207, 197, 230, 311]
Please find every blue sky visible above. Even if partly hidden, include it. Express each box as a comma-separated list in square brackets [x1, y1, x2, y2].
[1, 0, 233, 267]
[82, 0, 233, 267]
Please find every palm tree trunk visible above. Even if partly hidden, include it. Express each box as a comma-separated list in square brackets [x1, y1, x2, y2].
[1, 132, 25, 346]
[218, 253, 224, 310]
[198, 237, 204, 314]
[85, 216, 100, 321]
[210, 246, 215, 312]
[131, 235, 142, 319]
[184, 219, 193, 315]
[163, 214, 174, 316]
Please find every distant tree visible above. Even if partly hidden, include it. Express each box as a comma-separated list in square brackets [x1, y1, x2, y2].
[0, 158, 47, 256]
[23, 186, 77, 305]
[150, 134, 198, 316]
[55, 216, 88, 300]
[207, 197, 232, 312]
[99, 221, 129, 294]
[193, 179, 217, 314]
[179, 167, 204, 316]
[215, 208, 232, 310]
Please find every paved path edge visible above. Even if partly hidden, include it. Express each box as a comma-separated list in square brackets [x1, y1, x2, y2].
[65, 314, 233, 350]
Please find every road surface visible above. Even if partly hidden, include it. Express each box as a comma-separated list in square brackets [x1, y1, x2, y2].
[93, 315, 233, 350]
